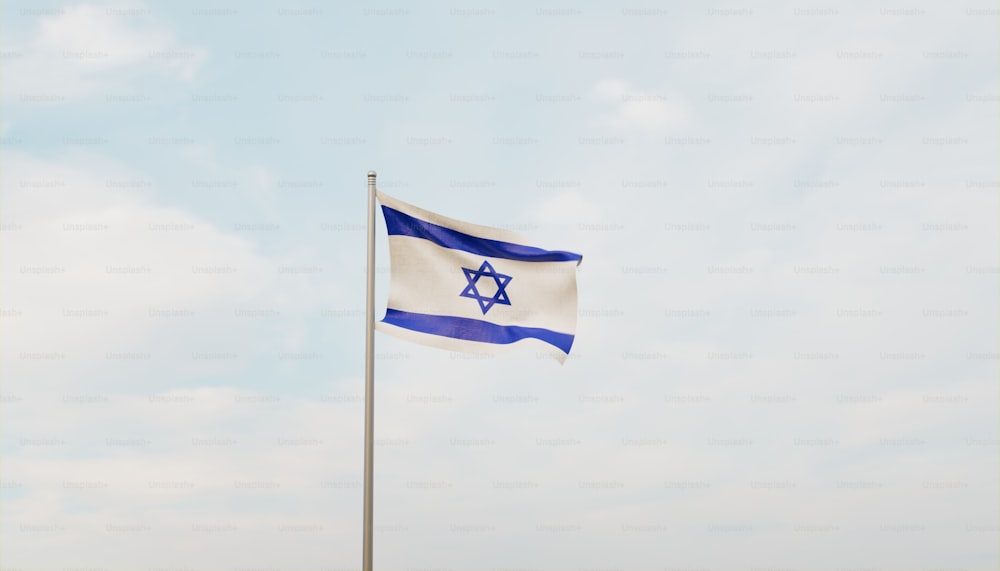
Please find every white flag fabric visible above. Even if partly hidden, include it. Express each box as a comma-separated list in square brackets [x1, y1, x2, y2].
[375, 191, 582, 362]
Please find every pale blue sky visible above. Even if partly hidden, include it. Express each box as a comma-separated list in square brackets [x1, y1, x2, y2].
[1, 2, 998, 569]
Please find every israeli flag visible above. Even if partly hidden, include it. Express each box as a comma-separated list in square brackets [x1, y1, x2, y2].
[375, 191, 582, 362]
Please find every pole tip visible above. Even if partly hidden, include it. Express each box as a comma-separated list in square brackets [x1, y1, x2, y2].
[367, 170, 377, 178]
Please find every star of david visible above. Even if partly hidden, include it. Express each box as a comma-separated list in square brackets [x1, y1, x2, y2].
[459, 260, 512, 315]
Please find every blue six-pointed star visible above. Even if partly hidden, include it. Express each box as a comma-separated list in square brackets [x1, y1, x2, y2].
[459, 260, 512, 315]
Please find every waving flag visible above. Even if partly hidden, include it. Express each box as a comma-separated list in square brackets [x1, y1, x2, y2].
[375, 191, 582, 362]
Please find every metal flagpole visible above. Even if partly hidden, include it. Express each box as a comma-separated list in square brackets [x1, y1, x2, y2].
[362, 170, 377, 571]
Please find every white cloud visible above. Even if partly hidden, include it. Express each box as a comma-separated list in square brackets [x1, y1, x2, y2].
[2, 3, 206, 99]
[0, 151, 362, 566]
[594, 78, 690, 131]
[0, 150, 341, 396]
[3, 386, 363, 568]
[532, 190, 602, 224]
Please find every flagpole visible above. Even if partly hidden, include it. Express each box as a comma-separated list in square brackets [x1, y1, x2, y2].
[362, 170, 377, 571]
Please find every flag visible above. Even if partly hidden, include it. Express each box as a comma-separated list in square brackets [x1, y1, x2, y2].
[375, 191, 582, 362]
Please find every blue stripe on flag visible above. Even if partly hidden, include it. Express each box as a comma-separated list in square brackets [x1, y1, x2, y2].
[381, 206, 583, 263]
[382, 308, 575, 354]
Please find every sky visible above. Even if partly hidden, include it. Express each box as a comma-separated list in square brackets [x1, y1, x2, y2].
[0, 1, 998, 570]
